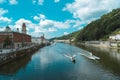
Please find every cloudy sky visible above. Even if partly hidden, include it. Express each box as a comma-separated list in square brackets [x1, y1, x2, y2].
[0, 0, 120, 38]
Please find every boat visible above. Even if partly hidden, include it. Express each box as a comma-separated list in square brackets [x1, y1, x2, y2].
[65, 54, 76, 63]
[71, 57, 76, 63]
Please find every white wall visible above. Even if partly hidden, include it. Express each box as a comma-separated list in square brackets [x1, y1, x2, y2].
[31, 37, 42, 44]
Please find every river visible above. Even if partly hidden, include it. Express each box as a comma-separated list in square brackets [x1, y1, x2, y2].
[0, 43, 120, 80]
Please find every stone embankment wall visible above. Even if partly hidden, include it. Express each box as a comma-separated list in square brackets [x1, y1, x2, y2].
[85, 41, 120, 48]
[0, 44, 47, 66]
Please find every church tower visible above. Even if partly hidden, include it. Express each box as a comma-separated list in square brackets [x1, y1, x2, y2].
[22, 23, 27, 34]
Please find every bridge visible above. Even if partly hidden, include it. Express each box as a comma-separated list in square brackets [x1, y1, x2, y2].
[54, 39, 70, 43]
[54, 38, 75, 43]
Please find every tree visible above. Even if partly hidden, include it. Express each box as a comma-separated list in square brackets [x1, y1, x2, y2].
[3, 36, 12, 48]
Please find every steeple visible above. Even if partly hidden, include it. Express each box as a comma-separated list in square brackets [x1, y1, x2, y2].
[22, 23, 27, 34]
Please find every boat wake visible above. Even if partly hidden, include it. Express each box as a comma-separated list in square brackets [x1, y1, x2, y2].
[64, 54, 76, 59]
[78, 52, 100, 60]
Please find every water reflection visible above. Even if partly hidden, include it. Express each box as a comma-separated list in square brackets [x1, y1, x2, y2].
[76, 44, 120, 76]
[0, 43, 120, 80]
[0, 54, 32, 75]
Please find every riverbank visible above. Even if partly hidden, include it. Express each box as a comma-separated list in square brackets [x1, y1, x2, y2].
[76, 41, 120, 49]
[0, 43, 49, 66]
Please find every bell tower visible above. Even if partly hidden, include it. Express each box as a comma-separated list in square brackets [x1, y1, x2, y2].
[22, 23, 27, 34]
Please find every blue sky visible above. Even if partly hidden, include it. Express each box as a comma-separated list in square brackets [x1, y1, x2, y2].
[1, 0, 120, 39]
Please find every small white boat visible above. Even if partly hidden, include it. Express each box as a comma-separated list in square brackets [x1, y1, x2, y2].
[64, 54, 76, 63]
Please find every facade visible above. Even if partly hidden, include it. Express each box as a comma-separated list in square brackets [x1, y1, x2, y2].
[0, 23, 31, 49]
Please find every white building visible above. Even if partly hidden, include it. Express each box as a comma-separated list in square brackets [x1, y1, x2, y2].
[109, 34, 120, 41]
[32, 33, 50, 45]
[115, 34, 120, 40]
[31, 37, 42, 45]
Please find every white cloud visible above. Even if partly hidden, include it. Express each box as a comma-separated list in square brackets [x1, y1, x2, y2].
[34, 26, 46, 33]
[9, 18, 36, 34]
[39, 19, 53, 28]
[32, 0, 36, 4]
[10, 18, 54, 37]
[0, 17, 12, 23]
[15, 18, 36, 30]
[10, 15, 73, 38]
[0, 0, 5, 4]
[34, 14, 46, 21]
[39, 19, 70, 29]
[38, 0, 44, 5]
[0, 0, 18, 5]
[9, 0, 18, 5]
[15, 18, 32, 25]
[32, 0, 44, 5]
[63, 0, 120, 21]
[54, 0, 60, 3]
[34, 16, 40, 21]
[39, 14, 46, 20]
[34, 14, 70, 29]
[48, 27, 57, 32]
[64, 32, 69, 35]
[0, 8, 12, 23]
[0, 8, 8, 16]
[32, 0, 60, 5]
[53, 21, 70, 29]
[10, 18, 45, 36]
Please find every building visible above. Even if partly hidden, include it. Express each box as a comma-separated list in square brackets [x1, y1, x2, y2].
[109, 34, 120, 41]
[31, 37, 42, 45]
[32, 34, 49, 45]
[0, 23, 31, 49]
[22, 23, 27, 34]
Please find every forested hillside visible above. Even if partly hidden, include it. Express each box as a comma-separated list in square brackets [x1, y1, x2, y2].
[76, 8, 120, 41]
[53, 8, 120, 41]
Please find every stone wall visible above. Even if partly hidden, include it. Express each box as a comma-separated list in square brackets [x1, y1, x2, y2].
[0, 44, 46, 66]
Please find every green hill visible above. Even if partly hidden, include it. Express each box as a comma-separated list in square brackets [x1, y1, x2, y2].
[53, 8, 120, 41]
[111, 29, 120, 35]
[51, 30, 82, 41]
[55, 30, 80, 40]
[76, 8, 120, 41]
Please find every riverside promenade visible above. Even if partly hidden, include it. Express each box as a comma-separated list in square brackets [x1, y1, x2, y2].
[0, 43, 48, 66]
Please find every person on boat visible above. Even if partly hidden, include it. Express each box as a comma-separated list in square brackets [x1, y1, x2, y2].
[72, 57, 76, 63]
